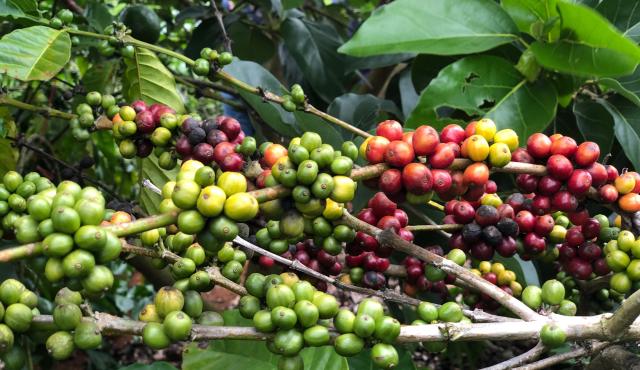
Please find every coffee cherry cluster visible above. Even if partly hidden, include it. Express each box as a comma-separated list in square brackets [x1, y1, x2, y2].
[556, 215, 611, 280]
[257, 132, 358, 205]
[603, 228, 640, 295]
[521, 279, 577, 316]
[464, 261, 523, 313]
[289, 238, 346, 279]
[140, 286, 223, 350]
[346, 192, 414, 289]
[0, 171, 55, 239]
[514, 134, 605, 214]
[0, 172, 118, 294]
[175, 114, 254, 171]
[192, 47, 234, 76]
[364, 119, 516, 202]
[447, 202, 520, 260]
[412, 301, 468, 353]
[47, 287, 102, 360]
[242, 271, 402, 369]
[0, 279, 39, 364]
[401, 250, 450, 299]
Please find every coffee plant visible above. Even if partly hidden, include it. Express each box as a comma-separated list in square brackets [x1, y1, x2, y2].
[1, 0, 640, 369]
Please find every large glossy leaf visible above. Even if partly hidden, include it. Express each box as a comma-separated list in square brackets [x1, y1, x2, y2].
[600, 96, 640, 170]
[122, 47, 185, 113]
[0, 117, 17, 178]
[485, 78, 557, 138]
[0, 26, 70, 81]
[140, 155, 178, 215]
[222, 60, 300, 137]
[183, 311, 347, 370]
[84, 2, 114, 33]
[184, 14, 241, 59]
[573, 98, 615, 156]
[327, 93, 402, 138]
[406, 56, 521, 129]
[227, 22, 275, 64]
[281, 16, 347, 102]
[338, 0, 518, 57]
[530, 2, 640, 77]
[599, 67, 640, 107]
[501, 0, 558, 35]
[82, 60, 119, 94]
[591, 0, 640, 43]
[0, 0, 39, 21]
[398, 70, 419, 119]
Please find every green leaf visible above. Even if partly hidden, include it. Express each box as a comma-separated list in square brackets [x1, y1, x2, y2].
[0, 0, 39, 21]
[123, 47, 185, 113]
[338, 0, 518, 57]
[485, 78, 558, 138]
[406, 55, 521, 129]
[0, 119, 17, 178]
[599, 67, 640, 107]
[599, 95, 640, 170]
[573, 97, 615, 155]
[590, 0, 640, 43]
[327, 93, 402, 138]
[222, 60, 301, 137]
[500, 0, 558, 35]
[118, 362, 178, 370]
[85, 1, 114, 33]
[281, 16, 348, 102]
[0, 26, 70, 81]
[82, 60, 119, 94]
[227, 22, 275, 64]
[140, 155, 178, 215]
[530, 2, 640, 77]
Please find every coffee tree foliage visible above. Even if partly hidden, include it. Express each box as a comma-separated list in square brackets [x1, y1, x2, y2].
[0, 0, 640, 369]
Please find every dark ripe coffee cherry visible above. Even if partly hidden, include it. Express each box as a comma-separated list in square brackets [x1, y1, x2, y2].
[593, 258, 611, 276]
[516, 174, 538, 193]
[131, 100, 147, 113]
[512, 147, 535, 163]
[393, 209, 409, 228]
[565, 227, 584, 247]
[369, 192, 397, 218]
[496, 218, 519, 237]
[567, 169, 592, 195]
[398, 228, 414, 242]
[586, 162, 608, 187]
[192, 143, 215, 164]
[581, 218, 600, 240]
[531, 195, 551, 215]
[362, 271, 386, 289]
[537, 176, 562, 195]
[175, 135, 192, 156]
[431, 169, 452, 193]
[516, 210, 536, 233]
[547, 154, 574, 181]
[482, 225, 503, 247]
[136, 139, 153, 158]
[567, 258, 593, 280]
[470, 242, 494, 260]
[552, 191, 578, 212]
[475, 205, 499, 226]
[188, 127, 207, 145]
[379, 169, 403, 194]
[575, 141, 600, 167]
[462, 223, 482, 244]
[449, 232, 467, 251]
[213, 142, 237, 164]
[219, 117, 242, 140]
[135, 110, 156, 134]
[523, 232, 546, 254]
[181, 117, 201, 134]
[578, 241, 601, 261]
[357, 209, 377, 225]
[526, 133, 552, 159]
[506, 193, 526, 212]
[219, 153, 244, 172]
[534, 215, 554, 236]
[206, 129, 228, 147]
[496, 236, 517, 257]
[453, 201, 475, 224]
[558, 244, 576, 263]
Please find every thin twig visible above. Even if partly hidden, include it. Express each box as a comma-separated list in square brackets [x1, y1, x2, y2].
[481, 342, 547, 370]
[513, 341, 610, 370]
[210, 0, 232, 53]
